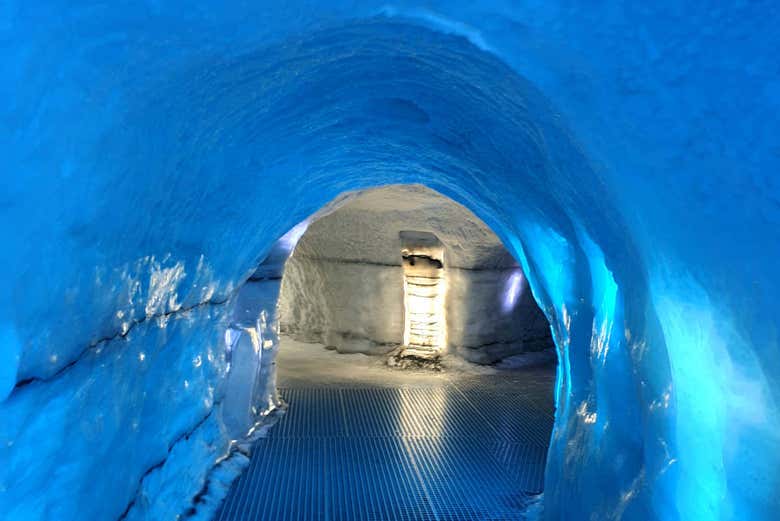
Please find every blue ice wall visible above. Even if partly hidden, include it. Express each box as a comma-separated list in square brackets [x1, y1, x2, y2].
[1, 2, 778, 520]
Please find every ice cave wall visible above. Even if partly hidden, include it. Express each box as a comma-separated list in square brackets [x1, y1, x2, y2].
[278, 185, 553, 362]
[1, 2, 778, 521]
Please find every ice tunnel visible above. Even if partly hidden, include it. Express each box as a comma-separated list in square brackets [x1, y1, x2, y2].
[1, 2, 779, 520]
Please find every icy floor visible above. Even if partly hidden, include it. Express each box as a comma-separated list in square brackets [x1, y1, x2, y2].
[214, 337, 556, 520]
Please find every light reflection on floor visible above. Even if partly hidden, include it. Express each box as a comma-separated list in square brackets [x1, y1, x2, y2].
[215, 338, 555, 520]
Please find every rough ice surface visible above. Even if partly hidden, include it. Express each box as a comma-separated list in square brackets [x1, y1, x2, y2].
[0, 305, 231, 520]
[1, 2, 779, 520]
[279, 185, 552, 362]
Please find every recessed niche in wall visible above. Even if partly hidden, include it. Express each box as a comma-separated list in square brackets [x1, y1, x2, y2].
[399, 231, 446, 359]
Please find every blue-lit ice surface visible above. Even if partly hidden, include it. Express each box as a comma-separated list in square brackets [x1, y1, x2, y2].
[1, 1, 779, 520]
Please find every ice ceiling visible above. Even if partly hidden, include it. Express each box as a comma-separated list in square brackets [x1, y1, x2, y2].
[1, 2, 779, 520]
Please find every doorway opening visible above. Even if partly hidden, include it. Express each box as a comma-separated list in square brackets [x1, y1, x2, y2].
[217, 184, 557, 520]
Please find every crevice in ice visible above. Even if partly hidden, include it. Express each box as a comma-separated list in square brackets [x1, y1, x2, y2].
[179, 408, 288, 520]
[287, 257, 402, 269]
[12, 292, 239, 392]
[247, 274, 283, 282]
[116, 406, 221, 521]
[460, 337, 551, 350]
[289, 255, 525, 272]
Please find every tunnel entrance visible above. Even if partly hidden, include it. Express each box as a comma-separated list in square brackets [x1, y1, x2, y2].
[216, 185, 557, 520]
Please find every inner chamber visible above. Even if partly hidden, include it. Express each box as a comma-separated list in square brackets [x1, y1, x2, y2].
[279, 185, 553, 365]
[216, 184, 557, 520]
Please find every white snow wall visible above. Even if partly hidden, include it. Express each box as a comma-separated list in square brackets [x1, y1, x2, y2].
[1, 3, 779, 521]
[278, 185, 553, 362]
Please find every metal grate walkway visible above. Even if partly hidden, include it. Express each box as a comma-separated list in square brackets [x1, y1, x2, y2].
[215, 369, 554, 520]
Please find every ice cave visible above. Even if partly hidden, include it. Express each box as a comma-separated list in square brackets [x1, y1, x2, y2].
[1, 2, 779, 521]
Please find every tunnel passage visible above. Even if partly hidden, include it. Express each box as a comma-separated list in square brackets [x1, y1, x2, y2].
[0, 19, 671, 521]
[216, 185, 558, 520]
[3, 10, 778, 521]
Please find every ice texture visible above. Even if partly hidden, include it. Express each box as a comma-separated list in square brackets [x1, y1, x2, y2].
[1, 2, 779, 520]
[278, 185, 552, 361]
[0, 305, 231, 520]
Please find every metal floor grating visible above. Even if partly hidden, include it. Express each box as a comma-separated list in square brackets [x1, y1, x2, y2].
[215, 372, 554, 520]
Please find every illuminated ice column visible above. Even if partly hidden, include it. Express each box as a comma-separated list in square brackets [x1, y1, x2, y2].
[399, 231, 446, 358]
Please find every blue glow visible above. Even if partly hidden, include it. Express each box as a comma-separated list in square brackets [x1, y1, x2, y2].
[277, 219, 310, 254]
[520, 223, 576, 407]
[1, 2, 778, 520]
[501, 270, 525, 314]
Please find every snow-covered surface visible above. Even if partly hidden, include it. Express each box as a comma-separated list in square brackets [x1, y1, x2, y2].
[279, 185, 553, 362]
[290, 185, 518, 269]
[1, 3, 778, 520]
[280, 257, 405, 351]
[276, 335, 513, 388]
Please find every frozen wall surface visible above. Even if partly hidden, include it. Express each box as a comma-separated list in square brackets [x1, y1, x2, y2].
[1, 2, 778, 520]
[278, 185, 552, 362]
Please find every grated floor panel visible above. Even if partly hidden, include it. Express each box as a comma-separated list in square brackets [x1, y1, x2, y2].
[215, 366, 554, 520]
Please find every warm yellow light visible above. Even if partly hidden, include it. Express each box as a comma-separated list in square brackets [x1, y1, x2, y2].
[402, 271, 446, 355]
